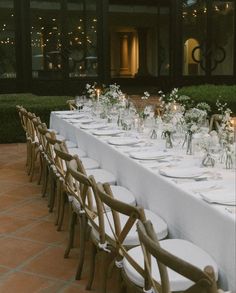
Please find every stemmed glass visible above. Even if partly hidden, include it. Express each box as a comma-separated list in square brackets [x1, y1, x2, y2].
[75, 95, 85, 111]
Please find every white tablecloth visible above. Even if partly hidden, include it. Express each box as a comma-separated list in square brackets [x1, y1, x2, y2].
[50, 112, 236, 292]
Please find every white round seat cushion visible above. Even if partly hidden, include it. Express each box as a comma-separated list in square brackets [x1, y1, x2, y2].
[56, 135, 77, 149]
[110, 185, 136, 206]
[80, 157, 100, 170]
[87, 169, 116, 185]
[68, 147, 87, 158]
[123, 239, 218, 292]
[91, 209, 168, 246]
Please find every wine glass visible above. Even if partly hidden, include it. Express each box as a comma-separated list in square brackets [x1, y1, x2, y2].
[75, 96, 84, 111]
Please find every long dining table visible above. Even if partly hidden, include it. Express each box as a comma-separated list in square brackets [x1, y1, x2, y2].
[50, 110, 236, 292]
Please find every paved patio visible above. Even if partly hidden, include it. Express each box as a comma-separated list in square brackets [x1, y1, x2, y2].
[0, 143, 121, 293]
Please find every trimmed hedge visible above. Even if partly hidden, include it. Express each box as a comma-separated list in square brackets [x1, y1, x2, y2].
[178, 84, 236, 115]
[0, 94, 71, 143]
[0, 85, 235, 143]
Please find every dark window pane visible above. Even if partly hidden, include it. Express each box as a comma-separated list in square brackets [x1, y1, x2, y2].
[67, 0, 98, 78]
[30, 0, 62, 79]
[211, 1, 234, 75]
[0, 1, 16, 79]
[182, 0, 207, 76]
[159, 7, 170, 76]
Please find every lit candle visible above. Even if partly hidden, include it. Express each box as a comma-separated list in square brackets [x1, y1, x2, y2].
[96, 89, 100, 102]
[230, 117, 236, 142]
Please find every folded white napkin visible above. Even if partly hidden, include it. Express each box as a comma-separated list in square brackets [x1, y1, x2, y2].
[200, 189, 236, 205]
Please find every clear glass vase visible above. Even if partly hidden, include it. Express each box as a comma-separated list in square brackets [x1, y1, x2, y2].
[183, 131, 193, 155]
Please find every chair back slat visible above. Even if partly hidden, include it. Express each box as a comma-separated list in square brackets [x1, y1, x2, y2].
[96, 182, 146, 247]
[137, 220, 218, 293]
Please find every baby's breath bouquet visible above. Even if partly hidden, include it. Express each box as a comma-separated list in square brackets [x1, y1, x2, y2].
[183, 107, 208, 132]
[136, 92, 153, 119]
[182, 107, 208, 154]
[84, 82, 97, 99]
[101, 83, 124, 106]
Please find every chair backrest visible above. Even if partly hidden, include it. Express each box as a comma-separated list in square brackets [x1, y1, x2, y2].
[54, 142, 75, 181]
[45, 131, 63, 164]
[66, 99, 77, 111]
[96, 182, 146, 247]
[209, 114, 222, 132]
[68, 158, 118, 245]
[37, 123, 49, 152]
[129, 95, 164, 116]
[16, 105, 28, 133]
[136, 220, 218, 293]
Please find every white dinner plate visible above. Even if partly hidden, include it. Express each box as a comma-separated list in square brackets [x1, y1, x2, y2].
[129, 150, 171, 160]
[159, 167, 205, 179]
[108, 137, 141, 146]
[92, 129, 124, 136]
[76, 118, 94, 124]
[80, 123, 107, 130]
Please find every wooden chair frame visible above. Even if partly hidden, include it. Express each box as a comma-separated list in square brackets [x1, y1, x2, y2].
[135, 220, 219, 293]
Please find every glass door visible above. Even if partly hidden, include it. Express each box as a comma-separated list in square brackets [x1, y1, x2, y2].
[108, 0, 171, 78]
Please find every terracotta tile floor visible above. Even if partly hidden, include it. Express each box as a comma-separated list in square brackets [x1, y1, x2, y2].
[0, 143, 127, 293]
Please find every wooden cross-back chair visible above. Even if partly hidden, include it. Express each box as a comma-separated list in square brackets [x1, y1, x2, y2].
[129, 95, 164, 117]
[90, 182, 167, 293]
[16, 105, 30, 168]
[66, 99, 77, 111]
[37, 123, 51, 197]
[66, 158, 98, 282]
[66, 156, 167, 292]
[32, 118, 47, 185]
[24, 111, 41, 181]
[44, 131, 66, 212]
[136, 220, 221, 293]
[53, 142, 76, 231]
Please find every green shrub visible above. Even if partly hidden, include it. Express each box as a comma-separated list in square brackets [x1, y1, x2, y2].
[0, 94, 71, 143]
[178, 84, 236, 115]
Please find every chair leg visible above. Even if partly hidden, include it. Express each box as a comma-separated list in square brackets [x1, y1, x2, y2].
[48, 169, 56, 211]
[42, 162, 49, 197]
[27, 141, 32, 175]
[57, 191, 67, 231]
[75, 214, 87, 280]
[64, 211, 77, 258]
[55, 179, 63, 226]
[29, 146, 37, 182]
[98, 250, 108, 293]
[37, 153, 43, 185]
[86, 241, 97, 290]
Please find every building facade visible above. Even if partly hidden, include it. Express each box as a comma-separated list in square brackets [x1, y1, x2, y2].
[0, 0, 235, 95]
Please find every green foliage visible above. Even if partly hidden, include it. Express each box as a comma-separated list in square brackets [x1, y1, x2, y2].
[178, 84, 236, 115]
[0, 93, 71, 143]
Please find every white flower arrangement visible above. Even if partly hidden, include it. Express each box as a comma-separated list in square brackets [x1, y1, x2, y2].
[141, 91, 150, 100]
[84, 82, 97, 99]
[101, 83, 124, 105]
[196, 102, 211, 114]
[183, 107, 208, 133]
[219, 108, 234, 145]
